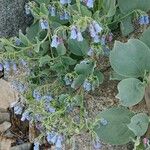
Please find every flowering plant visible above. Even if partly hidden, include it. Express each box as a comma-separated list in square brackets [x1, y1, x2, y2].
[0, 0, 150, 149]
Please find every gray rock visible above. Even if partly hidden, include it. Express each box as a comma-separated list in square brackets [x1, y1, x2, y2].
[0, 0, 30, 37]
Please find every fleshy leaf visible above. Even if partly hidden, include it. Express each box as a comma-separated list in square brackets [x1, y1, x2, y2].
[140, 27, 150, 49]
[68, 39, 89, 56]
[116, 78, 145, 107]
[118, 0, 150, 14]
[94, 107, 135, 145]
[127, 113, 149, 137]
[110, 39, 150, 78]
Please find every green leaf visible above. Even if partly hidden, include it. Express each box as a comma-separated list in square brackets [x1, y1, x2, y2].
[68, 39, 89, 56]
[19, 30, 30, 46]
[74, 62, 94, 75]
[72, 75, 85, 89]
[103, 0, 116, 17]
[110, 39, 150, 78]
[40, 3, 49, 15]
[26, 22, 40, 42]
[35, 0, 49, 5]
[127, 113, 149, 137]
[61, 56, 77, 66]
[69, 4, 92, 17]
[39, 55, 51, 67]
[140, 27, 150, 49]
[93, 70, 104, 84]
[56, 44, 66, 56]
[116, 78, 145, 107]
[118, 0, 150, 14]
[33, 44, 40, 53]
[120, 16, 134, 36]
[94, 107, 135, 145]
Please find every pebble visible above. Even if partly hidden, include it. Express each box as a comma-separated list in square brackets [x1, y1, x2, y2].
[0, 112, 10, 123]
[10, 143, 32, 150]
[0, 121, 11, 132]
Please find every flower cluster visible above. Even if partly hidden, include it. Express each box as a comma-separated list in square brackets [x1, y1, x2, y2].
[40, 19, 49, 30]
[81, 0, 94, 8]
[51, 35, 63, 48]
[48, 5, 70, 20]
[60, 0, 71, 5]
[70, 26, 83, 41]
[47, 132, 64, 149]
[33, 90, 56, 113]
[11, 101, 24, 115]
[11, 80, 27, 94]
[139, 15, 150, 25]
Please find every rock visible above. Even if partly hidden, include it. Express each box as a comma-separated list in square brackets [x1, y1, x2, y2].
[0, 0, 30, 37]
[0, 112, 10, 123]
[10, 143, 32, 150]
[0, 121, 11, 132]
[0, 136, 14, 150]
[0, 79, 18, 110]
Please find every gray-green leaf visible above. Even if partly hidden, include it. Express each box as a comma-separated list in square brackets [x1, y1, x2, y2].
[94, 107, 135, 145]
[110, 39, 150, 78]
[116, 78, 145, 107]
[68, 39, 88, 56]
[140, 27, 150, 49]
[127, 113, 149, 137]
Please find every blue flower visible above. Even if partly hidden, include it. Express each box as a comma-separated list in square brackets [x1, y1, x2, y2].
[93, 34, 100, 43]
[51, 35, 60, 48]
[13, 103, 23, 115]
[70, 26, 78, 40]
[83, 79, 92, 92]
[64, 75, 73, 85]
[14, 38, 21, 46]
[49, 6, 56, 16]
[4, 61, 10, 72]
[139, 16, 149, 25]
[100, 117, 108, 126]
[12, 62, 17, 72]
[77, 31, 83, 41]
[86, 0, 94, 8]
[34, 142, 40, 150]
[19, 59, 27, 67]
[89, 24, 97, 38]
[55, 135, 63, 149]
[47, 132, 55, 143]
[25, 4, 31, 15]
[93, 138, 102, 150]
[60, 0, 71, 5]
[87, 48, 94, 56]
[64, 11, 70, 20]
[33, 90, 42, 101]
[21, 111, 31, 121]
[50, 134, 58, 144]
[40, 19, 49, 30]
[92, 21, 102, 33]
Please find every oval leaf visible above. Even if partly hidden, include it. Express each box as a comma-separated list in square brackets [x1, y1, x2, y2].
[116, 78, 145, 107]
[127, 113, 149, 137]
[94, 107, 135, 145]
[110, 39, 150, 78]
[140, 27, 150, 49]
[68, 39, 88, 56]
[118, 0, 150, 14]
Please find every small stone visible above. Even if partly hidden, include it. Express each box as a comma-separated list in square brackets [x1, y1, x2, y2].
[0, 113, 10, 123]
[10, 143, 32, 150]
[0, 121, 11, 132]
